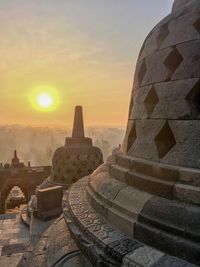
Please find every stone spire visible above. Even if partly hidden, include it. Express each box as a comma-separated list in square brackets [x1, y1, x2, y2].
[72, 106, 85, 138]
[11, 150, 25, 168]
[12, 150, 20, 166]
[14, 150, 17, 158]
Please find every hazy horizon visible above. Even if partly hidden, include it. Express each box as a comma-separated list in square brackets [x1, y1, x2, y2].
[0, 124, 125, 166]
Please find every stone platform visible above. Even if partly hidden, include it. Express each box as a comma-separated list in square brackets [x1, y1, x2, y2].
[0, 213, 29, 267]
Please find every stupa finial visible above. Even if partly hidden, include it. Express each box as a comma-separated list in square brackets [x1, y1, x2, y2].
[72, 106, 85, 138]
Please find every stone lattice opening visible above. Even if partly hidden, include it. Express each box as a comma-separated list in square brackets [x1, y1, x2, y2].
[144, 86, 159, 117]
[155, 121, 176, 159]
[138, 60, 147, 85]
[126, 122, 137, 153]
[193, 17, 200, 34]
[185, 80, 200, 118]
[156, 22, 169, 48]
[164, 47, 183, 80]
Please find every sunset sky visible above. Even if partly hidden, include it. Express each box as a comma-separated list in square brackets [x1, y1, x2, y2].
[0, 0, 173, 127]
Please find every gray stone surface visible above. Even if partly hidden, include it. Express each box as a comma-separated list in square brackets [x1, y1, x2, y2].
[130, 79, 199, 120]
[122, 246, 164, 267]
[18, 216, 83, 267]
[175, 183, 200, 205]
[109, 164, 128, 183]
[110, 186, 151, 219]
[0, 254, 23, 267]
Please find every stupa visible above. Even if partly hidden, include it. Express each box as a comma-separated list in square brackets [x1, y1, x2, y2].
[29, 106, 103, 220]
[40, 105, 103, 189]
[19, 1, 200, 266]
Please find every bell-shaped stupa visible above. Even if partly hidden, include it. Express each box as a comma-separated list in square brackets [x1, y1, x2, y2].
[43, 105, 103, 188]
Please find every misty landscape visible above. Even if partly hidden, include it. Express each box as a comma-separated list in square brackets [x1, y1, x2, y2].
[0, 125, 125, 166]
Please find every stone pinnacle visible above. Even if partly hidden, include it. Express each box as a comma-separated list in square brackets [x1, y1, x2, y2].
[72, 106, 85, 138]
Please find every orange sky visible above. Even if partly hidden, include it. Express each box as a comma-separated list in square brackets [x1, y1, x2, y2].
[0, 1, 173, 127]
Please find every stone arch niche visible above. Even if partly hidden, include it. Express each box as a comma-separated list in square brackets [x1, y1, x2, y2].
[5, 185, 27, 209]
[0, 181, 29, 213]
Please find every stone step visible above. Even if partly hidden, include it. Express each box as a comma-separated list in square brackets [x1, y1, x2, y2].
[110, 163, 174, 198]
[135, 222, 200, 265]
[115, 154, 179, 182]
[127, 170, 175, 198]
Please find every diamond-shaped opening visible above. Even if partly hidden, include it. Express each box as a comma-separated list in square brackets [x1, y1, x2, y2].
[144, 86, 159, 117]
[138, 60, 147, 85]
[155, 121, 176, 159]
[185, 80, 200, 118]
[126, 122, 137, 153]
[164, 47, 183, 80]
[156, 22, 169, 49]
[193, 18, 200, 34]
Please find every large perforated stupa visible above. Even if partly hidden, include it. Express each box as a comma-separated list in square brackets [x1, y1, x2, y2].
[19, 1, 200, 266]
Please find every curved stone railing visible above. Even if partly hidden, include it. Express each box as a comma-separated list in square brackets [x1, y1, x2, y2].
[63, 176, 199, 267]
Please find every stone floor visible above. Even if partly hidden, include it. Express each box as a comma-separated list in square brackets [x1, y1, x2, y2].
[0, 212, 29, 267]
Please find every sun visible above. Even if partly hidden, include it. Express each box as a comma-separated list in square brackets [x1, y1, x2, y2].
[29, 86, 60, 112]
[37, 93, 53, 109]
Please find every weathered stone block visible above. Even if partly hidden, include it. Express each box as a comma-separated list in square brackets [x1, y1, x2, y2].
[109, 164, 128, 183]
[155, 255, 198, 267]
[115, 154, 133, 169]
[173, 40, 200, 80]
[122, 246, 164, 267]
[179, 167, 200, 186]
[175, 183, 200, 205]
[111, 186, 151, 219]
[37, 186, 63, 220]
[126, 171, 174, 199]
[108, 207, 135, 236]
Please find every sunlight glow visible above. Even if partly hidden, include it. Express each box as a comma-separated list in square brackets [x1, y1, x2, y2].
[38, 93, 53, 108]
[29, 86, 60, 112]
